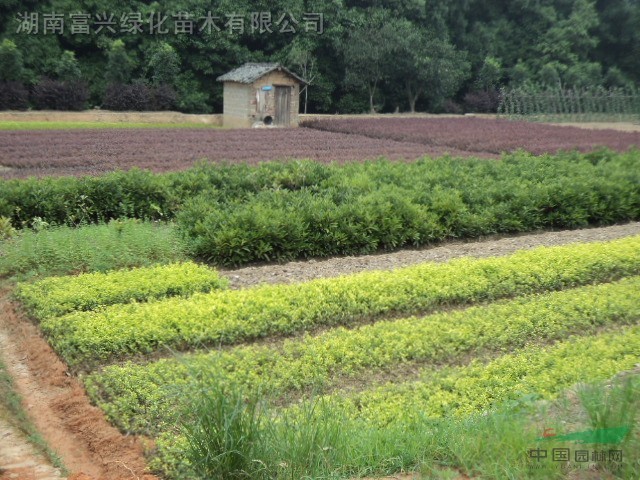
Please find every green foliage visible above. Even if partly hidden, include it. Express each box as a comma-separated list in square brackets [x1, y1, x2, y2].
[0, 220, 187, 279]
[178, 152, 640, 265]
[0, 216, 15, 239]
[56, 51, 82, 82]
[125, 326, 640, 480]
[86, 276, 640, 434]
[182, 378, 265, 480]
[499, 84, 640, 121]
[475, 56, 503, 90]
[1, 0, 639, 112]
[105, 40, 134, 85]
[331, 325, 640, 427]
[147, 43, 181, 88]
[0, 39, 24, 82]
[0, 168, 176, 226]
[2, 151, 639, 266]
[16, 261, 227, 319]
[41, 235, 640, 368]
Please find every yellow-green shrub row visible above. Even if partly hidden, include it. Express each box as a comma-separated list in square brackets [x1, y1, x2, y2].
[44, 236, 640, 367]
[16, 261, 228, 319]
[86, 277, 640, 434]
[316, 324, 640, 428]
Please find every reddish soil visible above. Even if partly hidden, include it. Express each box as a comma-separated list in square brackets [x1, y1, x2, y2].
[0, 289, 158, 480]
[0, 128, 481, 179]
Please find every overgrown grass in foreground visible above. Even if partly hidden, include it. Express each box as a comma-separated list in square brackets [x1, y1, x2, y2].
[155, 340, 640, 480]
[0, 121, 218, 130]
[0, 219, 186, 279]
[87, 276, 640, 434]
[44, 235, 640, 368]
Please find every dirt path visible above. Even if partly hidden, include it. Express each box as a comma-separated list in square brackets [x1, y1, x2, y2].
[0, 291, 158, 480]
[548, 121, 640, 132]
[0, 414, 64, 480]
[221, 222, 640, 288]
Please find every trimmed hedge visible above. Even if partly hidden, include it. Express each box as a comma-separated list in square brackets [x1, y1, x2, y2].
[16, 261, 228, 319]
[38, 236, 640, 368]
[86, 276, 640, 434]
[333, 324, 640, 427]
[1, 150, 639, 266]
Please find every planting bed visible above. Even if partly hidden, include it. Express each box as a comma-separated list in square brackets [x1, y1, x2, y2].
[1, 122, 640, 479]
[4, 226, 640, 479]
[0, 127, 475, 179]
[303, 117, 640, 155]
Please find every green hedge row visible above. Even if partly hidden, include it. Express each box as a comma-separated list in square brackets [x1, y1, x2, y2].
[179, 150, 640, 265]
[16, 261, 228, 319]
[86, 276, 640, 434]
[1, 150, 639, 266]
[331, 324, 640, 427]
[39, 236, 640, 368]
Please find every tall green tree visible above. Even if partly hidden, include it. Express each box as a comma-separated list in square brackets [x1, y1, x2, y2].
[147, 43, 181, 87]
[340, 11, 409, 113]
[105, 40, 134, 85]
[0, 39, 24, 82]
[392, 22, 470, 112]
[56, 51, 82, 82]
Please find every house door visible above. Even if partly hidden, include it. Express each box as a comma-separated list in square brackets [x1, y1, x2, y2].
[274, 86, 291, 126]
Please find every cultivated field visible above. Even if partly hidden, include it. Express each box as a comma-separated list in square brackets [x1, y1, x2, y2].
[0, 117, 639, 480]
[2, 117, 640, 178]
[0, 127, 471, 179]
[302, 116, 640, 155]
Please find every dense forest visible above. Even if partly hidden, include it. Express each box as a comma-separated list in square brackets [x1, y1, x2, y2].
[0, 0, 639, 113]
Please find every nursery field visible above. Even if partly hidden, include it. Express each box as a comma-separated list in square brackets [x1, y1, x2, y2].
[9, 234, 640, 480]
[302, 117, 640, 155]
[0, 126, 469, 179]
[2, 116, 640, 178]
[1, 130, 640, 479]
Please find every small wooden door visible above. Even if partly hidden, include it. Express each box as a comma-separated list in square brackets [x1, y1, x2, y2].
[274, 86, 291, 126]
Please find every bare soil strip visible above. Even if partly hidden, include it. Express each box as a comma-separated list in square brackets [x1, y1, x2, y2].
[220, 222, 640, 289]
[0, 414, 63, 480]
[0, 291, 158, 480]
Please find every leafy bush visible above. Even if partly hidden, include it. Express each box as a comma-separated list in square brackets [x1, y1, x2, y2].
[0, 168, 175, 226]
[178, 152, 640, 265]
[0, 216, 15, 239]
[0, 81, 28, 110]
[151, 84, 178, 111]
[1, 152, 639, 266]
[32, 78, 88, 111]
[87, 276, 640, 433]
[16, 261, 227, 318]
[335, 324, 640, 427]
[0, 219, 187, 279]
[463, 89, 501, 113]
[102, 82, 152, 111]
[40, 236, 640, 367]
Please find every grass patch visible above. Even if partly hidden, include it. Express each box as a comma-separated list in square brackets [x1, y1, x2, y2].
[0, 219, 187, 280]
[161, 368, 640, 479]
[0, 121, 219, 130]
[0, 355, 67, 474]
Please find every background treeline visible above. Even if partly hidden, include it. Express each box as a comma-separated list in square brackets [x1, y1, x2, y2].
[0, 0, 639, 113]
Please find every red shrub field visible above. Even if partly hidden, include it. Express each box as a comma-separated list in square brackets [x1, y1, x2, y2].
[0, 127, 481, 179]
[302, 117, 640, 155]
[2, 117, 639, 179]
